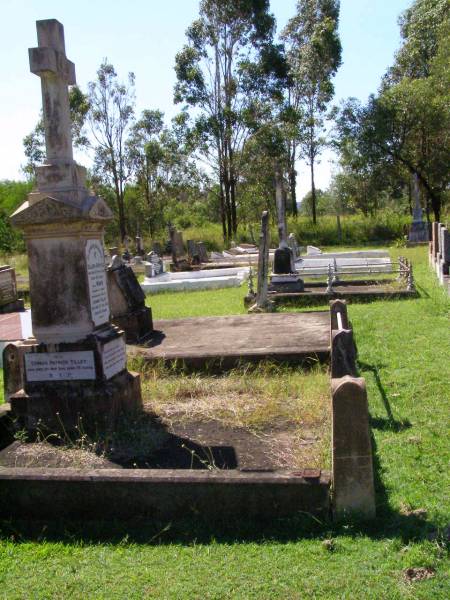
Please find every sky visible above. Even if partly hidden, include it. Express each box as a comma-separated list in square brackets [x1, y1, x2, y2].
[0, 0, 412, 199]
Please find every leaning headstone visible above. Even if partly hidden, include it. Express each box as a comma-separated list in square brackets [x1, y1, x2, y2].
[107, 255, 153, 343]
[0, 266, 24, 313]
[408, 174, 429, 243]
[270, 169, 303, 292]
[6, 20, 141, 430]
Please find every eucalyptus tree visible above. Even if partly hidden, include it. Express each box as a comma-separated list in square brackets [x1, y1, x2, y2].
[22, 85, 89, 179]
[282, 0, 342, 224]
[174, 0, 279, 241]
[334, 2, 449, 221]
[88, 61, 135, 242]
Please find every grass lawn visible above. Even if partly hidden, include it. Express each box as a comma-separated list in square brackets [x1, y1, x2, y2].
[0, 245, 449, 598]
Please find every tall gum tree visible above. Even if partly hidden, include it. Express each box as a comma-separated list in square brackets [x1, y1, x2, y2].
[282, 0, 342, 224]
[174, 0, 278, 241]
[88, 62, 135, 242]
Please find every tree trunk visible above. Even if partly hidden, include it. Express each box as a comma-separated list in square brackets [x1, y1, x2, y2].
[310, 158, 317, 225]
[289, 162, 297, 217]
[219, 175, 227, 243]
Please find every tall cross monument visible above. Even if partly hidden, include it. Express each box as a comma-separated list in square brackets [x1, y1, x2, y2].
[6, 20, 141, 430]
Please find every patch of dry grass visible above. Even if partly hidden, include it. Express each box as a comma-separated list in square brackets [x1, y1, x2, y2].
[137, 360, 331, 468]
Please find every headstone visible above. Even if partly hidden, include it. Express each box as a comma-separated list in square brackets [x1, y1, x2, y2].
[135, 235, 145, 257]
[145, 251, 164, 277]
[187, 240, 200, 264]
[307, 245, 322, 255]
[249, 211, 273, 312]
[270, 169, 303, 291]
[0, 266, 24, 313]
[197, 242, 209, 263]
[107, 255, 153, 343]
[288, 233, 299, 261]
[6, 20, 141, 430]
[109, 246, 119, 258]
[408, 174, 429, 242]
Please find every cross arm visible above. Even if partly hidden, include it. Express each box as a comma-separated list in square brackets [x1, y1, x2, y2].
[29, 47, 76, 85]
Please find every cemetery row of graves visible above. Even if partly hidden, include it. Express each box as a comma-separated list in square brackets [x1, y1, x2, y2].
[0, 20, 448, 526]
[0, 17, 447, 597]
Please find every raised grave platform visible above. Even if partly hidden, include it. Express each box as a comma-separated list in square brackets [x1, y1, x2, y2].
[133, 311, 330, 368]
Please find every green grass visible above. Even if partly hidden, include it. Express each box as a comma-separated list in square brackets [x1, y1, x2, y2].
[1, 246, 449, 598]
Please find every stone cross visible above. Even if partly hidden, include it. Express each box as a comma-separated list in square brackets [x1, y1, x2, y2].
[29, 19, 76, 163]
[275, 168, 288, 248]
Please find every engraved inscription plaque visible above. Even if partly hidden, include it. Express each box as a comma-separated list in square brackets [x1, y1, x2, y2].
[86, 239, 110, 326]
[25, 351, 96, 382]
[102, 336, 127, 379]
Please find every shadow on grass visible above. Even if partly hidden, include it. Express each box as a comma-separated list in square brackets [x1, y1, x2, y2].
[358, 361, 411, 432]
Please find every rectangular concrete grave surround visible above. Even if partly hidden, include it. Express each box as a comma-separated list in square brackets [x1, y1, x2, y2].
[6, 19, 141, 430]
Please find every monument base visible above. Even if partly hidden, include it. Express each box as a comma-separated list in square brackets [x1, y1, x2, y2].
[3, 325, 142, 431]
[112, 307, 153, 344]
[0, 299, 25, 314]
[269, 274, 304, 293]
[9, 370, 142, 431]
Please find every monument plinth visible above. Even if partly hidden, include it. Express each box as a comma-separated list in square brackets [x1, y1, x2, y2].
[5, 19, 141, 430]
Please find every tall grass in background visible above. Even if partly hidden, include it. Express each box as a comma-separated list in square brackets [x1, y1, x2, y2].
[181, 212, 412, 251]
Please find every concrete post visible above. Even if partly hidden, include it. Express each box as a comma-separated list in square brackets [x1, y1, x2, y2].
[332, 376, 376, 520]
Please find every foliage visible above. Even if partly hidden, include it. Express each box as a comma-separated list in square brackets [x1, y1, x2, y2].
[282, 0, 342, 223]
[174, 0, 282, 241]
[334, 1, 449, 221]
[88, 62, 136, 241]
[0, 181, 31, 253]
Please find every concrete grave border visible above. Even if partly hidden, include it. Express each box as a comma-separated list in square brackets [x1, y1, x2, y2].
[0, 300, 377, 522]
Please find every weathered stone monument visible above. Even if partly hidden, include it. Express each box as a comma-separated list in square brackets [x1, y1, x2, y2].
[0, 266, 24, 313]
[270, 170, 304, 293]
[145, 251, 164, 277]
[249, 211, 274, 312]
[5, 19, 141, 429]
[408, 174, 429, 243]
[107, 255, 153, 343]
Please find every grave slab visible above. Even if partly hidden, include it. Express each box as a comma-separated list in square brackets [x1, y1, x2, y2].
[134, 311, 330, 368]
